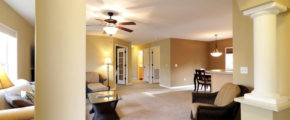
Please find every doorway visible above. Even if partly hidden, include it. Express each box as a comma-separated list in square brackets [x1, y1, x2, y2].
[150, 47, 160, 84]
[115, 45, 128, 85]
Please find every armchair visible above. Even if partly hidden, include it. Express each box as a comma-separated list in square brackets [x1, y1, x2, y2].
[86, 72, 109, 92]
[191, 83, 249, 120]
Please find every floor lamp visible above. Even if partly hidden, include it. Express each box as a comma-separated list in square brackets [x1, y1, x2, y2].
[105, 57, 111, 90]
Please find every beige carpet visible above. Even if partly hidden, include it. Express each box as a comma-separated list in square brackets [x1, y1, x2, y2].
[86, 80, 193, 120]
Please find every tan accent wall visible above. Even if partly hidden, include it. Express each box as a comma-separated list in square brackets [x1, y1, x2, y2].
[0, 1, 34, 81]
[86, 35, 132, 89]
[208, 38, 233, 70]
[132, 38, 233, 87]
[135, 39, 171, 87]
[170, 38, 208, 86]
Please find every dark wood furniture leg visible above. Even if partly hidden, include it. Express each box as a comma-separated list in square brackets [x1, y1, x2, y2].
[193, 74, 197, 91]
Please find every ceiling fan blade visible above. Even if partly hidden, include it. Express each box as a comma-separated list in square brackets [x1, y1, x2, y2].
[119, 22, 136, 25]
[117, 26, 133, 32]
[96, 19, 105, 22]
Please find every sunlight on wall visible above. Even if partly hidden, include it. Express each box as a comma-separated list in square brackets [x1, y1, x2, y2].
[138, 50, 143, 67]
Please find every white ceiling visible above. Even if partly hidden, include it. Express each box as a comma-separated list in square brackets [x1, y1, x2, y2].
[5, 0, 232, 44]
[4, 0, 35, 25]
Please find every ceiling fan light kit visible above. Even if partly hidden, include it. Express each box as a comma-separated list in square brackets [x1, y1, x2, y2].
[92, 11, 136, 35]
[103, 26, 118, 35]
[210, 34, 223, 57]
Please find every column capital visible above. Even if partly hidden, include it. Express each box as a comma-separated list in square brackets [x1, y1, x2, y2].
[243, 2, 287, 18]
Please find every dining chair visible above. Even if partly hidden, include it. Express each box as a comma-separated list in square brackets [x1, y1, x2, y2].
[195, 69, 211, 92]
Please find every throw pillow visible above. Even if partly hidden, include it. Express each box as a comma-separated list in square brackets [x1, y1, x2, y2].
[26, 91, 35, 103]
[99, 74, 107, 84]
[4, 93, 33, 108]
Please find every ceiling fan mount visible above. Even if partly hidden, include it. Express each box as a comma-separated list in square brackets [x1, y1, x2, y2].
[104, 12, 117, 24]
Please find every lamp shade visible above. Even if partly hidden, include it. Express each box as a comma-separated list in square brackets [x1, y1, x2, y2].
[210, 34, 222, 57]
[103, 26, 118, 35]
[0, 65, 14, 89]
[105, 57, 112, 64]
[210, 49, 223, 57]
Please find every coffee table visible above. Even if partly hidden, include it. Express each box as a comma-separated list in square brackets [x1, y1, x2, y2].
[88, 91, 121, 120]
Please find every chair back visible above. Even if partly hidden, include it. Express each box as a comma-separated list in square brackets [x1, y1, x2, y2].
[195, 69, 205, 80]
[214, 83, 241, 106]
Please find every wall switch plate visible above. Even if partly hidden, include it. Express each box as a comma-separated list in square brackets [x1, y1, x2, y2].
[184, 78, 186, 81]
[240, 67, 248, 74]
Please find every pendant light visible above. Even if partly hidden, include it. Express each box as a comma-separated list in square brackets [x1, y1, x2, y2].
[210, 34, 222, 57]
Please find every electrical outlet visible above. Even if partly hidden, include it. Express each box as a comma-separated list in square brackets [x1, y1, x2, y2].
[240, 67, 248, 74]
[184, 78, 186, 81]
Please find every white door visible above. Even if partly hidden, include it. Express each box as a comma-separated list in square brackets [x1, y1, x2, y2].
[143, 48, 150, 82]
[117, 48, 126, 85]
[150, 47, 160, 84]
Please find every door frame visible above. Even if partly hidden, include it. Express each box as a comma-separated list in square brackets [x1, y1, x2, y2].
[114, 44, 129, 85]
[149, 46, 160, 84]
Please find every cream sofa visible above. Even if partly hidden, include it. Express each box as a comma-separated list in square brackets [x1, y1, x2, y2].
[86, 72, 108, 92]
[0, 79, 34, 120]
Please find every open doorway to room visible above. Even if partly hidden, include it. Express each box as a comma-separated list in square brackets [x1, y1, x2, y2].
[115, 45, 128, 85]
[137, 50, 143, 81]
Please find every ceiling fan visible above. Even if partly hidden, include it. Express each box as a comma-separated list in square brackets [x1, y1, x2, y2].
[92, 12, 136, 35]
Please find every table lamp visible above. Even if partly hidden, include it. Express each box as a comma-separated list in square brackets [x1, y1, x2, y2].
[0, 64, 14, 89]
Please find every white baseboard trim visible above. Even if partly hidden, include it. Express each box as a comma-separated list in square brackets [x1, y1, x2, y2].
[159, 84, 195, 90]
[159, 84, 171, 89]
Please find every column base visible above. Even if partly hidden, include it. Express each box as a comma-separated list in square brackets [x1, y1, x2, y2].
[244, 93, 289, 105]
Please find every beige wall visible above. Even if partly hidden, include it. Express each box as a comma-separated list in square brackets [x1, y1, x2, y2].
[0, 1, 34, 81]
[236, 0, 273, 11]
[275, 0, 290, 98]
[170, 38, 208, 86]
[208, 38, 233, 70]
[135, 39, 171, 86]
[233, 0, 254, 87]
[131, 46, 139, 80]
[86, 35, 132, 89]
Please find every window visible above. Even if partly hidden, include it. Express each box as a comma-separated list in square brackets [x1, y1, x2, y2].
[225, 47, 233, 70]
[0, 24, 17, 81]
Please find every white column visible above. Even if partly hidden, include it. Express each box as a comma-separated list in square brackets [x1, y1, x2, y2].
[35, 0, 86, 120]
[243, 2, 287, 104]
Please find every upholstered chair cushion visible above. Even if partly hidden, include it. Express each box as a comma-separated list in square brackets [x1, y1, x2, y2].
[87, 83, 108, 92]
[214, 83, 240, 106]
[86, 72, 99, 83]
[191, 103, 215, 118]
